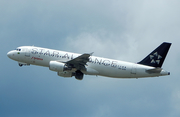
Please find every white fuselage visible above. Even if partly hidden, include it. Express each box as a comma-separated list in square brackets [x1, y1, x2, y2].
[7, 46, 169, 79]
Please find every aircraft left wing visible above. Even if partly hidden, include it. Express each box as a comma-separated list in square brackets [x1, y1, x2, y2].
[64, 53, 93, 70]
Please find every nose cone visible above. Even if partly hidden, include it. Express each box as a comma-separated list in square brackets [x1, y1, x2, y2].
[7, 51, 11, 58]
[7, 50, 18, 61]
[7, 51, 14, 59]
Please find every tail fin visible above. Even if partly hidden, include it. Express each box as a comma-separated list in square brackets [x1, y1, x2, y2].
[138, 42, 171, 68]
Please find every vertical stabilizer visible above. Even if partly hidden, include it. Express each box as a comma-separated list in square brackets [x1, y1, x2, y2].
[138, 42, 171, 68]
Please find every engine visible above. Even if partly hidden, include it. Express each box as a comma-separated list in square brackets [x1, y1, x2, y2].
[49, 61, 84, 79]
[49, 61, 65, 72]
[49, 61, 71, 72]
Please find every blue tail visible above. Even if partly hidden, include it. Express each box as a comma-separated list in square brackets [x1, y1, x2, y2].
[138, 42, 171, 68]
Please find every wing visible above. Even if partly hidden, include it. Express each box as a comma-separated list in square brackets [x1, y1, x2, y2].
[65, 53, 93, 70]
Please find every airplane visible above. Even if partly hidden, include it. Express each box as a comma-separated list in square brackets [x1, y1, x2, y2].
[7, 42, 171, 80]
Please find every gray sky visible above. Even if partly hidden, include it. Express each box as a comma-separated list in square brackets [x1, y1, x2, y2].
[1, 0, 180, 117]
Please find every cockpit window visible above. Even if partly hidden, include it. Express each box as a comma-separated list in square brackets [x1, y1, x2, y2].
[16, 49, 21, 51]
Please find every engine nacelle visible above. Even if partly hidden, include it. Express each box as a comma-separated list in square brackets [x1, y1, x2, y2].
[58, 71, 73, 77]
[49, 61, 66, 72]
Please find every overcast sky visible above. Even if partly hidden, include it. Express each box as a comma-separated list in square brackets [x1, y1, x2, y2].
[1, 0, 180, 117]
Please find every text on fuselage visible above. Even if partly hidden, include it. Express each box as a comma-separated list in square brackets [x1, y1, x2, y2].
[31, 48, 127, 70]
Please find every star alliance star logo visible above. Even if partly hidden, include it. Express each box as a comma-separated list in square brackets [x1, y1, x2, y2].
[149, 52, 162, 64]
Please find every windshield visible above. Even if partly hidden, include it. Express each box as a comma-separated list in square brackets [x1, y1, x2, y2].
[16, 48, 21, 51]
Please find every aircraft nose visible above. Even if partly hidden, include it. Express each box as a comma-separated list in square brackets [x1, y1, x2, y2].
[7, 51, 12, 58]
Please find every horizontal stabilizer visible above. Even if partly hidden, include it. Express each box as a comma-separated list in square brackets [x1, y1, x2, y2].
[146, 68, 162, 73]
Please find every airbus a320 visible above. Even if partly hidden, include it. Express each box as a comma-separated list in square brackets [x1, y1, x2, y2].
[7, 42, 171, 80]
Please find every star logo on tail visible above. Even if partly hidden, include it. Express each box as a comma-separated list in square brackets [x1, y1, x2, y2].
[149, 52, 162, 64]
